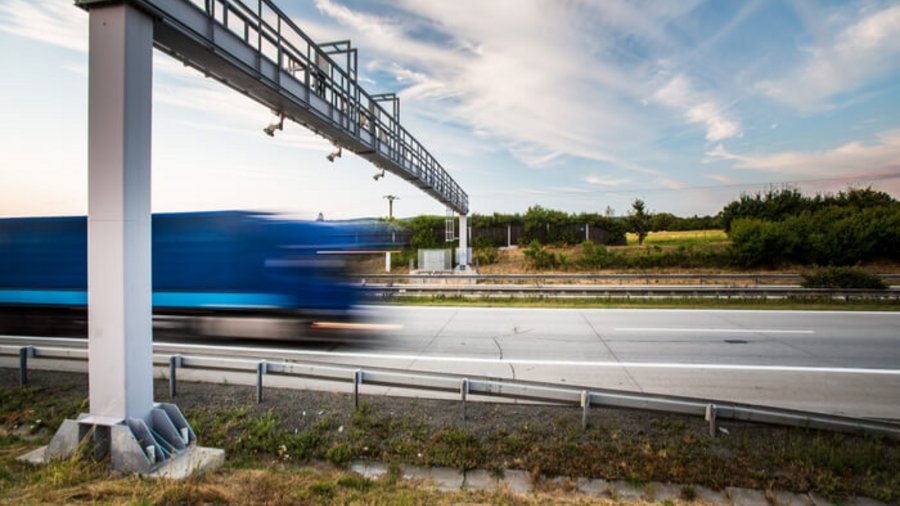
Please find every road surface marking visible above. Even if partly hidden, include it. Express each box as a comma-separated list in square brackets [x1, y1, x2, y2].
[614, 327, 814, 334]
[155, 342, 900, 375]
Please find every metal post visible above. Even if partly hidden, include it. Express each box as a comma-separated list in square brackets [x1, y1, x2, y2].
[460, 378, 469, 421]
[585, 223, 590, 242]
[87, 3, 154, 422]
[385, 252, 391, 273]
[168, 355, 181, 398]
[353, 369, 362, 410]
[507, 224, 511, 248]
[256, 361, 267, 404]
[458, 214, 468, 270]
[19, 346, 33, 386]
[581, 390, 591, 431]
[705, 404, 717, 437]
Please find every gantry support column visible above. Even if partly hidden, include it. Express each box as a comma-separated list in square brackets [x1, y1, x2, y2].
[457, 214, 469, 271]
[87, 2, 154, 421]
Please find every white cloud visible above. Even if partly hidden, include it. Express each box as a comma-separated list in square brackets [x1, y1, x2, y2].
[706, 174, 736, 185]
[651, 74, 742, 142]
[313, 0, 672, 174]
[705, 130, 900, 178]
[0, 0, 86, 52]
[758, 5, 900, 111]
[585, 175, 631, 186]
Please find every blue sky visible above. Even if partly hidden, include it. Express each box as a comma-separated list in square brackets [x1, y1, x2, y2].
[1, 0, 899, 219]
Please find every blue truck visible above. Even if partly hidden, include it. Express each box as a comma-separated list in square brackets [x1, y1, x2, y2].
[0, 211, 367, 338]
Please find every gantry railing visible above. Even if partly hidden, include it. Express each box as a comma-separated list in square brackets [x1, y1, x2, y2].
[78, 0, 468, 213]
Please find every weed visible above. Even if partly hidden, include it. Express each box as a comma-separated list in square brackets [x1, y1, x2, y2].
[307, 480, 336, 498]
[679, 483, 697, 500]
[285, 431, 323, 461]
[326, 442, 354, 468]
[424, 428, 485, 470]
[643, 482, 656, 500]
[336, 473, 373, 491]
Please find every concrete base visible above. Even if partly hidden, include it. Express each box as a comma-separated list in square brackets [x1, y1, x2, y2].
[18, 444, 223, 480]
[147, 446, 225, 479]
[18, 403, 218, 478]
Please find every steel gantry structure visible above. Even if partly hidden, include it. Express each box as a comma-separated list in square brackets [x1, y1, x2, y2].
[103, 0, 469, 215]
[29, 0, 470, 475]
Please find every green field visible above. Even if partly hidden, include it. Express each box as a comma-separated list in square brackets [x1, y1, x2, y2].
[625, 229, 729, 248]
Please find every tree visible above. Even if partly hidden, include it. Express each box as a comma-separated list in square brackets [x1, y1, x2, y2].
[629, 199, 650, 245]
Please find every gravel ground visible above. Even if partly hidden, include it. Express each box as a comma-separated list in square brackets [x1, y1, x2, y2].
[2, 366, 712, 442]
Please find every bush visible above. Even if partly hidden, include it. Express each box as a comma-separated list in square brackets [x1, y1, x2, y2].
[523, 241, 558, 269]
[801, 267, 886, 289]
[472, 236, 499, 265]
[727, 203, 900, 267]
[578, 241, 611, 269]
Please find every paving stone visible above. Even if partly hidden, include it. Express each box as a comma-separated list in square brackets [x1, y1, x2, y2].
[542, 475, 576, 492]
[847, 498, 887, 506]
[692, 485, 729, 504]
[612, 480, 647, 501]
[401, 464, 430, 483]
[464, 469, 498, 491]
[576, 477, 611, 498]
[727, 487, 769, 506]
[499, 469, 532, 495]
[428, 466, 465, 492]
[649, 482, 684, 502]
[808, 492, 836, 506]
[771, 490, 812, 506]
[350, 460, 388, 480]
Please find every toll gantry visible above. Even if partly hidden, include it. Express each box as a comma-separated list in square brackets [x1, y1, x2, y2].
[105, 0, 469, 215]
[31, 0, 471, 475]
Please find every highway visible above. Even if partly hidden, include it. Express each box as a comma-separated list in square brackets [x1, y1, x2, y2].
[3, 307, 899, 419]
[271, 307, 900, 419]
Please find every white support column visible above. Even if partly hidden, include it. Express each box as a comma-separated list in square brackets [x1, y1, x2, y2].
[87, 3, 154, 422]
[385, 251, 392, 273]
[457, 213, 468, 270]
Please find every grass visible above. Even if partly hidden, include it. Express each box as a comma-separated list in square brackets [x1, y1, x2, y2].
[625, 229, 729, 248]
[2, 373, 898, 504]
[383, 295, 900, 311]
[0, 370, 900, 504]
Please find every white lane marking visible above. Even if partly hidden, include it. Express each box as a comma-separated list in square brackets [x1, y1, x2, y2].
[370, 306, 900, 315]
[614, 327, 814, 334]
[155, 342, 900, 375]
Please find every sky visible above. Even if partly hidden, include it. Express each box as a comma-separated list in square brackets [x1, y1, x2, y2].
[1, 0, 900, 220]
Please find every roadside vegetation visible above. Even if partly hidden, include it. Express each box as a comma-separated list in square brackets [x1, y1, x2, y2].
[368, 187, 899, 275]
[384, 296, 900, 311]
[1, 372, 898, 504]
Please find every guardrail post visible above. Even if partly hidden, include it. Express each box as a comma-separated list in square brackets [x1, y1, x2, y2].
[460, 378, 469, 422]
[168, 355, 182, 398]
[581, 390, 591, 431]
[19, 346, 34, 386]
[353, 369, 363, 410]
[705, 404, 717, 437]
[256, 361, 267, 404]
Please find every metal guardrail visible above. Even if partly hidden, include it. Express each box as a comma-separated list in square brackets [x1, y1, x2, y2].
[3, 341, 899, 440]
[363, 273, 900, 282]
[360, 283, 900, 299]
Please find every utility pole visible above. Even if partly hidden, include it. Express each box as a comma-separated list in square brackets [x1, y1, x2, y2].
[383, 195, 399, 219]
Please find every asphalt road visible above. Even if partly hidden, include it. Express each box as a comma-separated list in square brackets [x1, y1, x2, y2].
[4, 307, 899, 419]
[262, 307, 900, 419]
